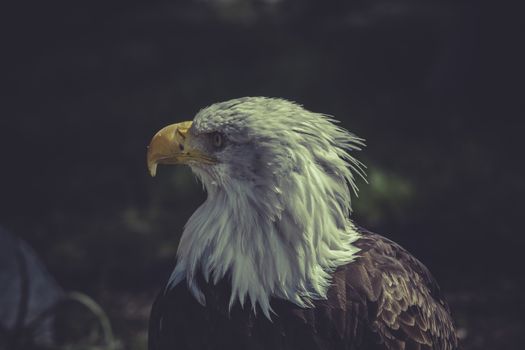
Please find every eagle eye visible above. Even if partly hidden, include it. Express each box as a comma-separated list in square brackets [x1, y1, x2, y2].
[211, 132, 225, 149]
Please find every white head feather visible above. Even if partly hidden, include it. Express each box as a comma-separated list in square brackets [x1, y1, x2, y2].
[166, 97, 365, 319]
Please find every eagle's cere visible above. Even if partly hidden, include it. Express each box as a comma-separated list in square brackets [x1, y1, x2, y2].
[147, 97, 459, 350]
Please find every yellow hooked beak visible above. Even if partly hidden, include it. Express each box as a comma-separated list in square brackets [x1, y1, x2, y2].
[147, 121, 216, 177]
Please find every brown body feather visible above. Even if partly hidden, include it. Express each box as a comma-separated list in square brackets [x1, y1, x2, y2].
[149, 229, 458, 350]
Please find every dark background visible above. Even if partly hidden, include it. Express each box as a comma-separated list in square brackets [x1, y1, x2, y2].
[1, 0, 524, 349]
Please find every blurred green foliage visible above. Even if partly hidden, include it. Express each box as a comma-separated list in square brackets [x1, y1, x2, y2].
[354, 166, 414, 226]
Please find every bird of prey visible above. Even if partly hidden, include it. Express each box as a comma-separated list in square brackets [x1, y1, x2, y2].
[146, 97, 459, 350]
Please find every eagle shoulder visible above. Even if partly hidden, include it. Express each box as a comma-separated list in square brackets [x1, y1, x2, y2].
[348, 229, 459, 350]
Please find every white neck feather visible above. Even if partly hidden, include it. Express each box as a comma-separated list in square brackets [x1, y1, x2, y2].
[167, 157, 361, 319]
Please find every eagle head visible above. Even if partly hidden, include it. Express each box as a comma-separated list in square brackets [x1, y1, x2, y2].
[147, 97, 365, 318]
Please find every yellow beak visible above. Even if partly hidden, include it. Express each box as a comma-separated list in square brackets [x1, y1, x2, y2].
[147, 121, 216, 177]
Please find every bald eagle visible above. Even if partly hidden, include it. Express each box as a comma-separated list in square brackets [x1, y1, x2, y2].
[146, 97, 458, 350]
